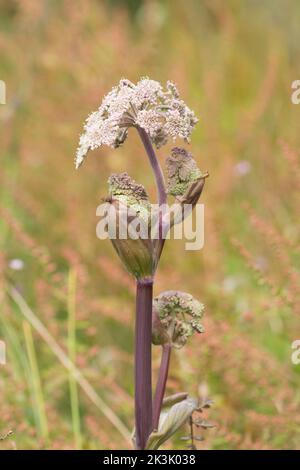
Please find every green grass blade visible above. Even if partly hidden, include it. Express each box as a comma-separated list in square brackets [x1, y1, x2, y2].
[8, 283, 131, 446]
[67, 268, 82, 450]
[23, 321, 49, 442]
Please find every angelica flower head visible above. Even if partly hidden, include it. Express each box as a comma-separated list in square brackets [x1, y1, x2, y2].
[75, 77, 198, 168]
[152, 290, 204, 349]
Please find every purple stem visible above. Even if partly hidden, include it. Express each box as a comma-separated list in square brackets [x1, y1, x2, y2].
[135, 127, 169, 445]
[153, 344, 171, 430]
[136, 126, 167, 206]
[136, 126, 168, 263]
[135, 278, 154, 449]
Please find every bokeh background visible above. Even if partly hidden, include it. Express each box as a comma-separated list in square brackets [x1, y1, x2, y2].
[1, 0, 300, 450]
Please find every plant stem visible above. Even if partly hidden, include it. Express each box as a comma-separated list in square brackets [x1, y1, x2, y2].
[136, 126, 167, 206]
[153, 344, 171, 430]
[135, 278, 154, 449]
[136, 126, 168, 264]
[135, 127, 170, 445]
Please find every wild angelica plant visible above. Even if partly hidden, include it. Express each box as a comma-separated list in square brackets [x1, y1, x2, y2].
[76, 77, 209, 450]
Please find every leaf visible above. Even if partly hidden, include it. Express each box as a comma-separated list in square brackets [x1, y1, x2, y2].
[146, 396, 198, 450]
[162, 392, 189, 408]
[193, 419, 215, 429]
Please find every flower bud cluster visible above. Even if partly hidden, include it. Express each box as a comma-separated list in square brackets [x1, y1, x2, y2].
[152, 290, 204, 349]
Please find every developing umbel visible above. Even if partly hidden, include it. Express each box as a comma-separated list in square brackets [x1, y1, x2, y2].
[152, 290, 204, 349]
[106, 172, 154, 280]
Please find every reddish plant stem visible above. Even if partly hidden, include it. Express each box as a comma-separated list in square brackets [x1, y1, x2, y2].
[136, 126, 168, 265]
[135, 127, 170, 445]
[135, 278, 154, 449]
[152, 344, 172, 430]
[136, 126, 167, 207]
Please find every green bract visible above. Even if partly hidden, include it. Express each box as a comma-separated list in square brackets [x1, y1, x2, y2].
[145, 395, 198, 450]
[106, 173, 154, 280]
[108, 172, 151, 223]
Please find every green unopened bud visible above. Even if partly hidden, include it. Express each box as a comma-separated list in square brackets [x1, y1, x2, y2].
[166, 147, 208, 227]
[108, 172, 151, 221]
[152, 291, 204, 348]
[166, 147, 203, 197]
[106, 173, 154, 280]
[152, 308, 170, 346]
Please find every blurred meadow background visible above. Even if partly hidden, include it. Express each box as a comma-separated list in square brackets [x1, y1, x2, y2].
[1, 0, 300, 450]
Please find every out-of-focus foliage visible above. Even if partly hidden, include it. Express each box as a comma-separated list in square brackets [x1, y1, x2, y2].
[1, 0, 300, 450]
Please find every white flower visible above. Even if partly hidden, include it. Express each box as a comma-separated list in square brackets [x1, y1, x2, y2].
[135, 109, 162, 138]
[132, 78, 163, 108]
[75, 77, 198, 168]
[9, 258, 24, 271]
[234, 160, 252, 177]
